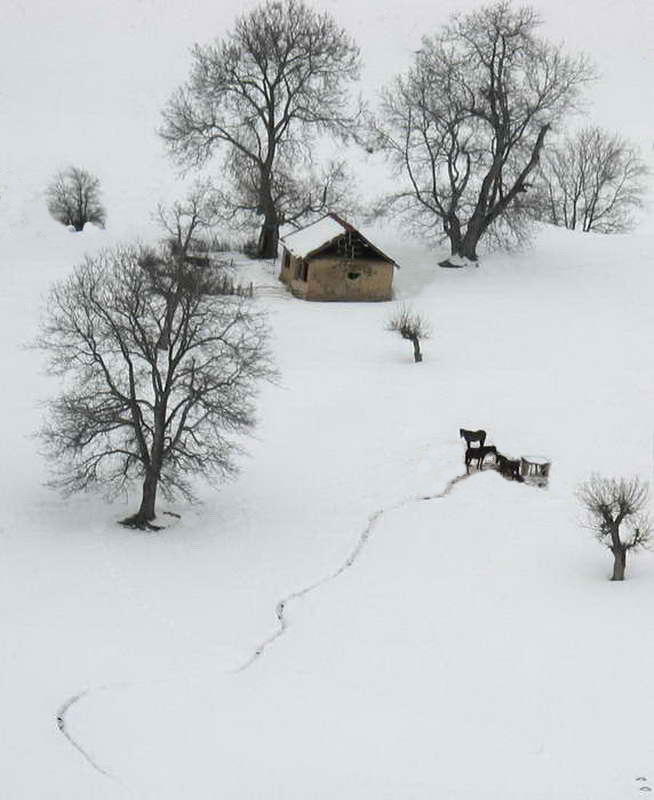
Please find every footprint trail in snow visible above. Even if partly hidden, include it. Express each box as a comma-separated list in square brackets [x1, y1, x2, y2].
[55, 471, 470, 784]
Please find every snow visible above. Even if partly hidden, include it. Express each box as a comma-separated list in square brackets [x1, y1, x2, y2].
[279, 214, 398, 264]
[2, 212, 654, 799]
[439, 252, 478, 268]
[280, 214, 347, 257]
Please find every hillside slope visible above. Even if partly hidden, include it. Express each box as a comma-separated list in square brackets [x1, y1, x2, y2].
[1, 219, 653, 798]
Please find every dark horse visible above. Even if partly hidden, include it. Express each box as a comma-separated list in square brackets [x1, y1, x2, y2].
[495, 453, 524, 482]
[460, 428, 487, 448]
[465, 445, 497, 472]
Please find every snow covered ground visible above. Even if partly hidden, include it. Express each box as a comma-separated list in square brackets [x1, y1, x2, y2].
[1, 212, 654, 798]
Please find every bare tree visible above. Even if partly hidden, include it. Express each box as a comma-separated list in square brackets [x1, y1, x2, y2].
[577, 475, 652, 581]
[46, 166, 106, 231]
[36, 246, 275, 529]
[387, 305, 431, 363]
[160, 0, 362, 259]
[371, 1, 594, 263]
[227, 154, 359, 233]
[536, 126, 648, 233]
[155, 181, 226, 258]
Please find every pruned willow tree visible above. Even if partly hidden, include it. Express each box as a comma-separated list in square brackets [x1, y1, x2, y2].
[577, 475, 651, 581]
[37, 246, 274, 529]
[536, 126, 648, 233]
[160, 0, 362, 259]
[386, 305, 432, 363]
[371, 1, 594, 264]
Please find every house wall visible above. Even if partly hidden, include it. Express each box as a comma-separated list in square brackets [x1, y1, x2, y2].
[305, 257, 393, 301]
[279, 249, 394, 301]
[278, 249, 294, 285]
[279, 252, 309, 297]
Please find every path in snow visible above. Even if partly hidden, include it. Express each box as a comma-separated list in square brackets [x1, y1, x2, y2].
[54, 469, 497, 785]
[232, 471, 471, 673]
[57, 686, 128, 785]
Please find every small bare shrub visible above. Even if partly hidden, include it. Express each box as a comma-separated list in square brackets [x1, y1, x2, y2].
[46, 166, 106, 231]
[386, 305, 432, 363]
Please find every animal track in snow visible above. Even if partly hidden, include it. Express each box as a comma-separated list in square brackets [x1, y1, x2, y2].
[55, 470, 471, 783]
[56, 686, 128, 783]
[233, 472, 470, 673]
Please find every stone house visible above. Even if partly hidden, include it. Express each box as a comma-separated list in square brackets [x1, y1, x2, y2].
[278, 213, 397, 301]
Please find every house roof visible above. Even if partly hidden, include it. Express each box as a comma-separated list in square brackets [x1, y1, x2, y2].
[279, 213, 398, 266]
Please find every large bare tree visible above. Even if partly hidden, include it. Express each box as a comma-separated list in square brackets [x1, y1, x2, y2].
[536, 126, 648, 233]
[36, 246, 274, 529]
[160, 0, 362, 259]
[371, 1, 594, 263]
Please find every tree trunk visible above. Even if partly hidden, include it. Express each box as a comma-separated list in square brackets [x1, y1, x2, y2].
[138, 469, 159, 521]
[121, 403, 166, 530]
[120, 468, 161, 529]
[256, 181, 280, 259]
[458, 217, 484, 261]
[445, 216, 463, 256]
[411, 336, 423, 363]
[608, 522, 627, 581]
[610, 546, 627, 581]
[611, 547, 627, 581]
[449, 124, 553, 263]
[257, 219, 279, 259]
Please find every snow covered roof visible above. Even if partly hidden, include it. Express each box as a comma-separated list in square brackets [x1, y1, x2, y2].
[280, 214, 398, 266]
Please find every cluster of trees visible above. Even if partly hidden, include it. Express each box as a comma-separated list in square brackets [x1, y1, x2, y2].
[370, 3, 595, 262]
[44, 2, 648, 252]
[155, 0, 647, 265]
[37, 0, 651, 533]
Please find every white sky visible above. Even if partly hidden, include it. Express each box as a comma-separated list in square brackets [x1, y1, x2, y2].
[1, 0, 653, 232]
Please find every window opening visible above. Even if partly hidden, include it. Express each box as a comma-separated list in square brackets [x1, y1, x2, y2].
[295, 259, 308, 281]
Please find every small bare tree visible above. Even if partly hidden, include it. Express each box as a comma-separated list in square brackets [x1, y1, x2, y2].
[36, 245, 275, 529]
[387, 305, 431, 363]
[46, 166, 106, 231]
[577, 475, 652, 581]
[536, 127, 648, 233]
[155, 181, 225, 258]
